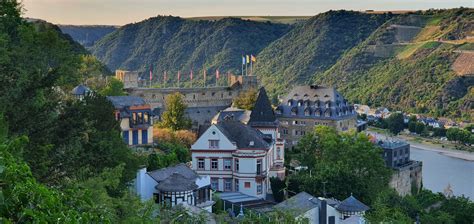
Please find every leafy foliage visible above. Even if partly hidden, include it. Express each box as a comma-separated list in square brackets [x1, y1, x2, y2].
[232, 88, 258, 110]
[288, 126, 391, 204]
[159, 93, 192, 131]
[100, 77, 126, 96]
[386, 112, 405, 134]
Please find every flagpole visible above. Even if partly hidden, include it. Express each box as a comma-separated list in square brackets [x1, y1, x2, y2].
[241, 55, 244, 76]
[245, 55, 248, 76]
[250, 58, 253, 76]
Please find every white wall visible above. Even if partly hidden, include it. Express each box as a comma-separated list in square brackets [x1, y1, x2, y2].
[135, 168, 158, 201]
[300, 207, 319, 224]
[191, 125, 236, 150]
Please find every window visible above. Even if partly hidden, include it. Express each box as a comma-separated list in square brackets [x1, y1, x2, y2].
[211, 179, 219, 190]
[235, 179, 239, 191]
[293, 120, 298, 125]
[132, 113, 137, 124]
[234, 159, 239, 172]
[277, 148, 281, 160]
[244, 182, 251, 188]
[137, 112, 143, 124]
[257, 182, 262, 194]
[224, 159, 232, 170]
[224, 179, 232, 191]
[144, 112, 149, 123]
[256, 159, 262, 175]
[211, 159, 218, 170]
[197, 158, 205, 170]
[283, 129, 289, 135]
[209, 140, 219, 149]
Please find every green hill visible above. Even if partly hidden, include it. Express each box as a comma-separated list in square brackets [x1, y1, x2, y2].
[316, 9, 474, 120]
[59, 25, 118, 48]
[90, 16, 290, 78]
[253, 10, 393, 97]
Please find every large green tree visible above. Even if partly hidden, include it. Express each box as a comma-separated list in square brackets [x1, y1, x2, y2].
[289, 126, 391, 204]
[232, 88, 258, 110]
[386, 112, 405, 135]
[159, 93, 191, 131]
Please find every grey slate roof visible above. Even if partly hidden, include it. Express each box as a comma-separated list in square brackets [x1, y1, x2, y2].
[336, 195, 370, 213]
[248, 87, 278, 127]
[71, 84, 91, 95]
[155, 172, 199, 192]
[147, 163, 199, 182]
[212, 107, 251, 124]
[107, 96, 147, 109]
[215, 121, 271, 149]
[273, 192, 321, 217]
[276, 85, 356, 120]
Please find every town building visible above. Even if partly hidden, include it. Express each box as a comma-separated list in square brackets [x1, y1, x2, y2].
[71, 84, 91, 100]
[273, 192, 369, 224]
[107, 96, 153, 146]
[190, 119, 284, 199]
[275, 85, 357, 148]
[115, 70, 139, 89]
[378, 140, 423, 196]
[135, 164, 214, 212]
[125, 73, 258, 130]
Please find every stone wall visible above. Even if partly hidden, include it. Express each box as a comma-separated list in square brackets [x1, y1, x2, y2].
[389, 160, 423, 196]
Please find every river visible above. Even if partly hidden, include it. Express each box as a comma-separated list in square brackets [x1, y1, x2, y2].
[410, 146, 474, 200]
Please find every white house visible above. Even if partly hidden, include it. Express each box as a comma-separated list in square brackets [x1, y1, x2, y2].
[135, 164, 214, 212]
[274, 192, 369, 224]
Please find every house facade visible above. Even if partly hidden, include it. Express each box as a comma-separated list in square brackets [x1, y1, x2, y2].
[135, 164, 214, 212]
[190, 118, 283, 199]
[276, 85, 357, 148]
[107, 96, 153, 146]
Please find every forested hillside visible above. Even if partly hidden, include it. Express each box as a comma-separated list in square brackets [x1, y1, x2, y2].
[253, 11, 392, 97]
[90, 16, 290, 78]
[59, 25, 117, 48]
[316, 9, 474, 120]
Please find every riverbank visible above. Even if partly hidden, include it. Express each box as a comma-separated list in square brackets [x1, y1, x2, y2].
[367, 128, 474, 162]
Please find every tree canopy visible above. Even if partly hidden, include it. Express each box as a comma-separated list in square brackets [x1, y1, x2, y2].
[232, 88, 258, 110]
[158, 93, 192, 131]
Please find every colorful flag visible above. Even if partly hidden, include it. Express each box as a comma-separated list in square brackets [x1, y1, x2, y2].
[190, 69, 193, 80]
[251, 55, 257, 62]
[216, 69, 220, 80]
[177, 70, 181, 81]
[246, 55, 250, 64]
[242, 56, 246, 65]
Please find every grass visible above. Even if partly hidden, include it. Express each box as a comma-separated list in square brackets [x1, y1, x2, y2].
[397, 43, 424, 59]
[457, 43, 474, 51]
[420, 41, 441, 49]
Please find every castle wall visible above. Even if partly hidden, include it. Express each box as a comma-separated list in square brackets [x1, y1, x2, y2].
[389, 160, 423, 196]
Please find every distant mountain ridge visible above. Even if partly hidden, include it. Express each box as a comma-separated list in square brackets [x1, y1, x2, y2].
[59, 25, 118, 48]
[83, 9, 473, 119]
[90, 16, 290, 78]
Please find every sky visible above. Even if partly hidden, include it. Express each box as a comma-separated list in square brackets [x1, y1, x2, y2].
[22, 0, 473, 25]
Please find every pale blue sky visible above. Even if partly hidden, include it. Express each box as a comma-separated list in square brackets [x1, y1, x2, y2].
[23, 0, 473, 25]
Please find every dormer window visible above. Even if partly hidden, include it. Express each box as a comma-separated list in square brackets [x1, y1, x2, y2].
[291, 107, 297, 115]
[288, 99, 293, 106]
[305, 110, 310, 116]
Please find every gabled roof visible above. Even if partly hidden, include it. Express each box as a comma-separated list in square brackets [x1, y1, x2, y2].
[106, 96, 147, 110]
[71, 84, 91, 95]
[215, 121, 270, 149]
[274, 192, 321, 217]
[155, 172, 198, 192]
[336, 195, 370, 213]
[212, 107, 251, 124]
[248, 87, 277, 127]
[147, 163, 198, 182]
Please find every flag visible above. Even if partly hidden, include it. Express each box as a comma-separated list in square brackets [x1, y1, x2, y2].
[242, 56, 246, 65]
[203, 69, 206, 80]
[251, 55, 256, 62]
[164, 71, 167, 82]
[190, 69, 193, 80]
[216, 69, 220, 80]
[149, 65, 153, 81]
[177, 70, 181, 81]
[246, 55, 250, 64]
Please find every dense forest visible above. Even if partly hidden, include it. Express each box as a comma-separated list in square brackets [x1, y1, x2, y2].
[80, 9, 473, 120]
[90, 16, 290, 77]
[59, 25, 117, 48]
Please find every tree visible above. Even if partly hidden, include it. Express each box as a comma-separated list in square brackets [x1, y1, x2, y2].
[232, 88, 257, 110]
[100, 77, 126, 96]
[159, 93, 191, 131]
[270, 177, 286, 202]
[386, 112, 405, 134]
[408, 121, 417, 133]
[433, 127, 447, 137]
[292, 126, 391, 204]
[415, 122, 426, 134]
